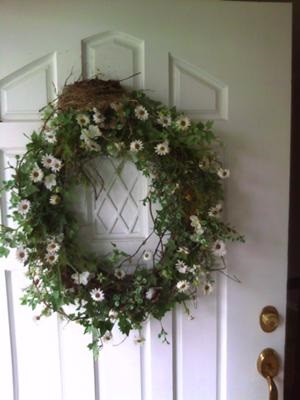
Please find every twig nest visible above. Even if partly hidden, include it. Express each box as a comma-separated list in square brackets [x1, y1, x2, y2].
[58, 78, 127, 112]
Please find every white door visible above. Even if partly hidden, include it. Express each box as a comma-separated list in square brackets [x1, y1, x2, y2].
[0, 1, 291, 399]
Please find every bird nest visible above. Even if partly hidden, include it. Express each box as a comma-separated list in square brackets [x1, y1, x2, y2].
[58, 78, 127, 112]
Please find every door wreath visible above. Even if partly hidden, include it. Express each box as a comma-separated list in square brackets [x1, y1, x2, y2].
[0, 78, 243, 354]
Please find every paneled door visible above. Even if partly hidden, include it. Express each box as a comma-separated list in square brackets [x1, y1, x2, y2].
[0, 1, 291, 399]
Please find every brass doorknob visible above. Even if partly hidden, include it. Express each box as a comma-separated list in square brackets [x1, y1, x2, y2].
[257, 348, 280, 400]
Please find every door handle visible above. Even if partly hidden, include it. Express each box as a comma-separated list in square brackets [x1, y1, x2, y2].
[257, 348, 280, 400]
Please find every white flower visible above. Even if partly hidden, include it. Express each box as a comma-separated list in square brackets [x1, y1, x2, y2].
[45, 253, 58, 264]
[155, 141, 170, 156]
[145, 287, 155, 300]
[18, 199, 31, 215]
[44, 131, 57, 144]
[217, 168, 230, 179]
[90, 288, 105, 302]
[84, 138, 101, 152]
[114, 268, 126, 280]
[208, 203, 223, 218]
[81, 125, 102, 140]
[16, 247, 28, 263]
[76, 113, 90, 127]
[71, 271, 90, 286]
[102, 330, 113, 343]
[30, 166, 44, 183]
[41, 154, 54, 169]
[176, 115, 191, 131]
[51, 158, 63, 173]
[212, 240, 227, 257]
[74, 298, 88, 312]
[134, 105, 149, 121]
[49, 194, 61, 205]
[157, 113, 172, 128]
[92, 108, 105, 124]
[176, 280, 190, 293]
[108, 309, 118, 323]
[130, 140, 144, 152]
[177, 246, 189, 255]
[133, 334, 145, 345]
[110, 102, 123, 112]
[203, 282, 214, 295]
[114, 142, 125, 152]
[176, 260, 188, 273]
[143, 250, 152, 261]
[46, 241, 60, 254]
[44, 174, 57, 190]
[190, 215, 204, 235]
[190, 264, 205, 277]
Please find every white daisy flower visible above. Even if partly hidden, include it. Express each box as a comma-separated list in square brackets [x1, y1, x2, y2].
[44, 131, 57, 144]
[71, 271, 90, 286]
[49, 194, 61, 205]
[134, 105, 149, 121]
[51, 158, 63, 173]
[217, 168, 230, 179]
[190, 264, 205, 275]
[203, 282, 214, 295]
[176, 115, 191, 131]
[130, 140, 144, 152]
[16, 246, 28, 263]
[133, 334, 145, 345]
[212, 240, 227, 257]
[176, 280, 191, 293]
[90, 288, 105, 302]
[102, 330, 113, 343]
[155, 141, 170, 156]
[81, 125, 102, 140]
[92, 108, 105, 124]
[18, 199, 31, 215]
[157, 113, 172, 128]
[143, 250, 152, 261]
[190, 215, 204, 235]
[110, 102, 123, 112]
[177, 246, 189, 255]
[114, 268, 126, 280]
[208, 203, 223, 218]
[30, 166, 44, 183]
[176, 260, 188, 273]
[46, 241, 60, 254]
[44, 174, 57, 190]
[84, 138, 101, 152]
[45, 253, 58, 265]
[41, 154, 54, 169]
[108, 309, 119, 323]
[145, 287, 156, 300]
[76, 113, 90, 127]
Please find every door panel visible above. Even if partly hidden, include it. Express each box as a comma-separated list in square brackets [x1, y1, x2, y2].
[0, 1, 291, 399]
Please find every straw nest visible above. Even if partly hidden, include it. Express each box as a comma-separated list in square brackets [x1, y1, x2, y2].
[58, 78, 127, 112]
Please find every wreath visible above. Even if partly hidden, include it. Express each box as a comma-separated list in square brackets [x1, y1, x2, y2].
[0, 78, 243, 354]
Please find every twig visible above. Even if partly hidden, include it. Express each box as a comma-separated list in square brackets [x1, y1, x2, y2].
[119, 72, 141, 82]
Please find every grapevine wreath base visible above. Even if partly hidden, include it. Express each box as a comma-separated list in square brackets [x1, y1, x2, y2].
[0, 78, 242, 355]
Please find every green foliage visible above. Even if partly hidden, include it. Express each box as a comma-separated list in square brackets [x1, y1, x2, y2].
[0, 82, 243, 354]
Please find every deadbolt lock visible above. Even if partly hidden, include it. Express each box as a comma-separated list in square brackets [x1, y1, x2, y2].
[259, 306, 280, 333]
